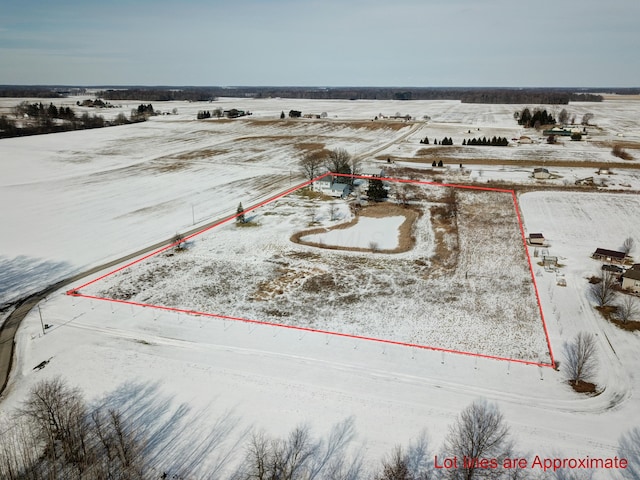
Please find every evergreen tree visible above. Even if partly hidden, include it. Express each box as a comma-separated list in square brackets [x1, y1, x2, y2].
[367, 179, 388, 201]
[236, 202, 246, 223]
[280, 111, 285, 119]
[462, 139, 466, 145]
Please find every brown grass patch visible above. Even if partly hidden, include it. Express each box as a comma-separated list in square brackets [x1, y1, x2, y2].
[428, 194, 459, 275]
[173, 148, 230, 161]
[244, 118, 410, 131]
[416, 146, 465, 157]
[253, 265, 326, 301]
[290, 203, 420, 254]
[611, 144, 635, 160]
[592, 140, 640, 150]
[294, 142, 328, 153]
[569, 380, 597, 394]
[595, 305, 640, 331]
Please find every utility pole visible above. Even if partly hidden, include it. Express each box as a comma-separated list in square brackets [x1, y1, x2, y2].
[38, 305, 45, 334]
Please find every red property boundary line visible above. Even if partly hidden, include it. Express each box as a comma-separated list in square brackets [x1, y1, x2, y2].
[67, 172, 556, 369]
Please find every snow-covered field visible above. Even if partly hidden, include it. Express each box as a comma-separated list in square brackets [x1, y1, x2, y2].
[301, 216, 405, 250]
[2, 97, 640, 478]
[76, 184, 549, 363]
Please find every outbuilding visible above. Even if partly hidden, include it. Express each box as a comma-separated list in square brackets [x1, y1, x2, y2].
[528, 233, 545, 246]
[592, 248, 627, 264]
[533, 168, 551, 179]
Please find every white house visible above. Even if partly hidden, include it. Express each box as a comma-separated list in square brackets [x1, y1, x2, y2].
[621, 269, 640, 293]
[313, 176, 352, 198]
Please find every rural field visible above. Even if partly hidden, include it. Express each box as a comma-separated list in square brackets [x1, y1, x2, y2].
[80, 181, 549, 363]
[2, 96, 640, 478]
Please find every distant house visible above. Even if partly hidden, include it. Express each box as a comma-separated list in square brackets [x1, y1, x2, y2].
[533, 168, 551, 179]
[621, 269, 640, 293]
[518, 136, 533, 144]
[313, 175, 352, 198]
[592, 248, 627, 264]
[543, 127, 573, 136]
[528, 233, 545, 246]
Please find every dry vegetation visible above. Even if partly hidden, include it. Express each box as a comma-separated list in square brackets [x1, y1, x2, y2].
[611, 144, 635, 161]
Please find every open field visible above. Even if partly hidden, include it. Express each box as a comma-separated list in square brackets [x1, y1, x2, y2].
[2, 97, 640, 478]
[78, 182, 549, 363]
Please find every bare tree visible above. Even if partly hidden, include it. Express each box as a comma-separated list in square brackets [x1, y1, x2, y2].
[563, 332, 598, 388]
[0, 419, 42, 480]
[376, 446, 412, 480]
[9, 377, 148, 479]
[616, 295, 640, 323]
[619, 427, 640, 480]
[588, 271, 618, 307]
[308, 417, 360, 480]
[238, 420, 360, 480]
[622, 237, 635, 255]
[300, 151, 325, 182]
[325, 148, 352, 176]
[18, 376, 89, 474]
[443, 400, 512, 480]
[558, 108, 569, 125]
[581, 113, 594, 125]
[375, 432, 432, 480]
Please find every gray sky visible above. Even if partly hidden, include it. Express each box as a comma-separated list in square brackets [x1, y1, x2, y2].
[1, 0, 638, 87]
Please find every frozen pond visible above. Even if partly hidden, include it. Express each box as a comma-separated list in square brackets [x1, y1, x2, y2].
[301, 216, 405, 250]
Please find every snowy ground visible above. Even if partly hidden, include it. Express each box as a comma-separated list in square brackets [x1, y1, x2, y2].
[2, 97, 640, 478]
[76, 184, 549, 363]
[300, 216, 405, 250]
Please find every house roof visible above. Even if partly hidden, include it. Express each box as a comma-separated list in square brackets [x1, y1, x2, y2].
[593, 248, 626, 259]
[602, 264, 624, 273]
[534, 168, 549, 173]
[622, 269, 640, 281]
[529, 233, 544, 239]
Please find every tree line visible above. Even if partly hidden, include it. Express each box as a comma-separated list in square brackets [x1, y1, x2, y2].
[96, 88, 216, 102]
[0, 85, 626, 103]
[419, 137, 454, 145]
[1, 371, 634, 480]
[0, 102, 155, 139]
[463, 136, 509, 146]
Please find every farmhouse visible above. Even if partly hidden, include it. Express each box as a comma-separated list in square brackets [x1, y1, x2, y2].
[621, 269, 640, 293]
[533, 168, 551, 179]
[528, 233, 545, 245]
[592, 248, 627, 264]
[313, 175, 352, 198]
